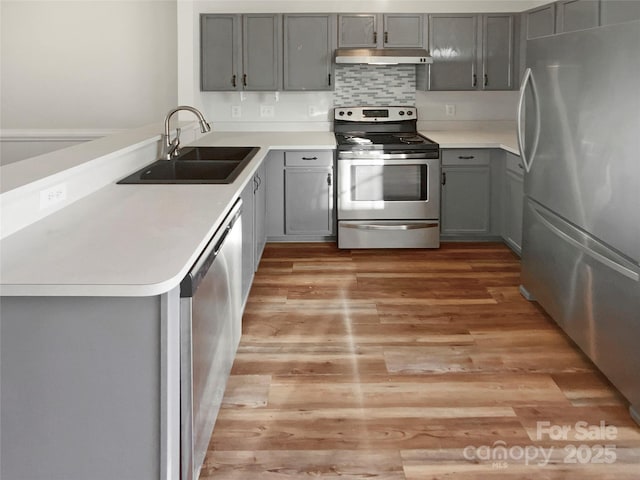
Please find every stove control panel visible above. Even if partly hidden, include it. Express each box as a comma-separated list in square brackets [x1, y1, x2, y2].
[335, 106, 417, 122]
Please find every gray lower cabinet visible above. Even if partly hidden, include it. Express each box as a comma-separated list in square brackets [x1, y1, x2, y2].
[441, 149, 492, 237]
[337, 13, 424, 48]
[240, 162, 267, 306]
[503, 153, 525, 254]
[421, 14, 514, 91]
[283, 14, 336, 91]
[556, 0, 600, 33]
[201, 14, 281, 91]
[266, 150, 336, 240]
[526, 3, 557, 38]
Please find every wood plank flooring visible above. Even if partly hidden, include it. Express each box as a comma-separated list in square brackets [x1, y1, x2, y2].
[201, 242, 640, 479]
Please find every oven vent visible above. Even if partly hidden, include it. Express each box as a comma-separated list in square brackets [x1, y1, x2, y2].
[334, 48, 433, 65]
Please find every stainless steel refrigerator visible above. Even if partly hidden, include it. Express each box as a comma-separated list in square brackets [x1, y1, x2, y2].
[518, 19, 640, 424]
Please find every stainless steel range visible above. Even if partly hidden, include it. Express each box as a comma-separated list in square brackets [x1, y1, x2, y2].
[335, 106, 440, 249]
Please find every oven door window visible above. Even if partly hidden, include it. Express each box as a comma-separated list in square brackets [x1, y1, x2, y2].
[351, 164, 427, 201]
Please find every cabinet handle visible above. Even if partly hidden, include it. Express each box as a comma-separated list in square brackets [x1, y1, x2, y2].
[384, 31, 389, 44]
[327, 172, 332, 186]
[518, 163, 524, 169]
[301, 156, 318, 161]
[458, 155, 475, 160]
[232, 75, 237, 87]
[253, 176, 259, 193]
[442, 171, 447, 186]
[373, 31, 377, 44]
[242, 74, 247, 87]
[472, 74, 477, 87]
[328, 73, 332, 86]
[484, 74, 488, 87]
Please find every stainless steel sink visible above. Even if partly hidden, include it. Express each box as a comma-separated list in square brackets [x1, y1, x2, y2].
[117, 146, 259, 184]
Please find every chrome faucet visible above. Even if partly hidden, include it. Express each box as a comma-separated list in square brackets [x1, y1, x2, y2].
[161, 106, 211, 160]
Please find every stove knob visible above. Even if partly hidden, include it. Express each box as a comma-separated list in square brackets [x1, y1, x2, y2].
[338, 111, 345, 116]
[347, 111, 353, 116]
[399, 111, 405, 116]
[407, 111, 413, 116]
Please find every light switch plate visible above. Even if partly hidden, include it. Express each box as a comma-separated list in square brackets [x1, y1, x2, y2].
[260, 105, 275, 117]
[231, 106, 241, 118]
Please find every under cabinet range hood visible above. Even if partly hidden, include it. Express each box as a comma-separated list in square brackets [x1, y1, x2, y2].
[334, 48, 432, 65]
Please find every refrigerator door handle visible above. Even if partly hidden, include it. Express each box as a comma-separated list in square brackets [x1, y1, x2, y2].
[530, 202, 640, 282]
[517, 68, 541, 173]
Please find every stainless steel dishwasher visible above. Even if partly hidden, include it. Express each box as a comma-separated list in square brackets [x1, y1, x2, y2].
[180, 199, 242, 480]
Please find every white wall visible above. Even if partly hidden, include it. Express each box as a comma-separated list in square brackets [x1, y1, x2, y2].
[0, 0, 178, 135]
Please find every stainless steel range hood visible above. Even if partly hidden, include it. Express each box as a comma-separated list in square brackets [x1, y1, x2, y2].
[334, 48, 432, 65]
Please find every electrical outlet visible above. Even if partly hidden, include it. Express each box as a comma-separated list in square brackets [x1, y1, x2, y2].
[260, 105, 275, 117]
[231, 106, 241, 118]
[308, 105, 317, 117]
[445, 104, 456, 117]
[39, 183, 67, 210]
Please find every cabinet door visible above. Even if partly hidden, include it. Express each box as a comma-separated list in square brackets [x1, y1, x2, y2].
[601, 0, 640, 25]
[284, 14, 336, 91]
[242, 14, 281, 91]
[482, 14, 514, 90]
[201, 14, 241, 91]
[526, 4, 556, 39]
[254, 162, 267, 270]
[285, 167, 333, 235]
[428, 15, 478, 91]
[504, 169, 524, 254]
[441, 166, 491, 235]
[556, 0, 600, 33]
[265, 151, 285, 238]
[383, 14, 424, 48]
[338, 14, 378, 47]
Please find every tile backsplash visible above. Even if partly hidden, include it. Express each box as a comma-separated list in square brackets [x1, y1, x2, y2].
[334, 64, 416, 107]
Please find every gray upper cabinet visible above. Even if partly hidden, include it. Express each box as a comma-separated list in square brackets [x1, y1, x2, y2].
[526, 4, 556, 39]
[201, 14, 281, 91]
[600, 0, 640, 26]
[425, 14, 514, 91]
[338, 14, 378, 47]
[284, 14, 336, 91]
[338, 13, 424, 48]
[556, 0, 600, 33]
[482, 14, 515, 90]
[201, 15, 240, 91]
[427, 15, 478, 91]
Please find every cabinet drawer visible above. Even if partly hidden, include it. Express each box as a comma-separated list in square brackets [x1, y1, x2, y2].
[505, 152, 525, 176]
[285, 151, 333, 166]
[442, 149, 490, 166]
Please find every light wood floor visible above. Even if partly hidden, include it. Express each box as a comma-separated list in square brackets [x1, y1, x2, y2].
[202, 242, 640, 479]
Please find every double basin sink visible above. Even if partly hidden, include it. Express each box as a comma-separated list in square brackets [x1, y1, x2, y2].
[118, 146, 259, 184]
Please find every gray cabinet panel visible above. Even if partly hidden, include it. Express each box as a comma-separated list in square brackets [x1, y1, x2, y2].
[285, 166, 334, 235]
[526, 4, 556, 39]
[556, 0, 600, 33]
[240, 178, 255, 304]
[242, 14, 281, 91]
[254, 162, 267, 269]
[338, 14, 378, 47]
[265, 151, 285, 238]
[428, 15, 478, 91]
[441, 165, 491, 235]
[383, 14, 424, 47]
[284, 14, 336, 91]
[482, 14, 514, 90]
[201, 14, 241, 91]
[601, 0, 640, 25]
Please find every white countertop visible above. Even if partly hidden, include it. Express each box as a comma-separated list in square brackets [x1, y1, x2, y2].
[0, 127, 518, 297]
[0, 131, 335, 296]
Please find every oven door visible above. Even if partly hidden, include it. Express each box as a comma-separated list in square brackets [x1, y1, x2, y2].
[338, 156, 440, 220]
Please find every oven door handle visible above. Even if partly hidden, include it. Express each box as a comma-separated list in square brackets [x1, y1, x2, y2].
[341, 222, 439, 231]
[338, 158, 435, 165]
